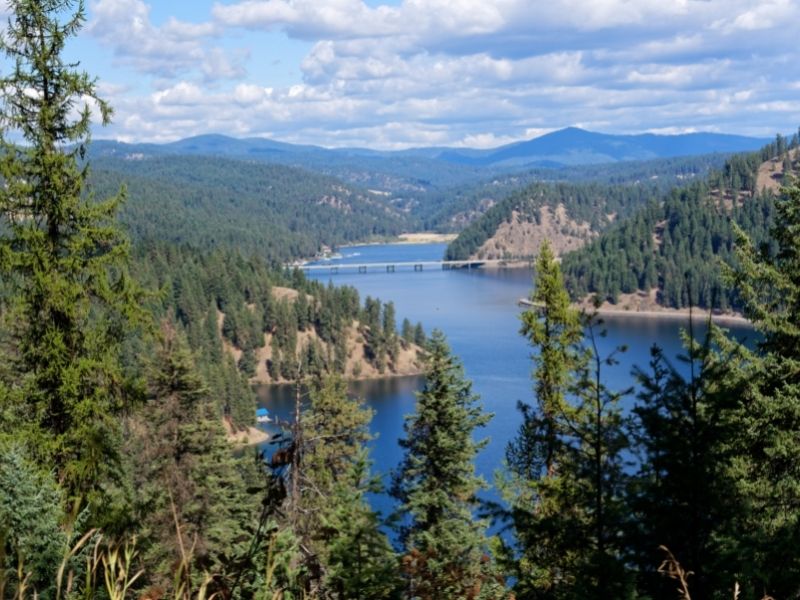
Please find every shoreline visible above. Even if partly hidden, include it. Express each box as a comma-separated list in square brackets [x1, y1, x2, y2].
[223, 418, 270, 446]
[250, 368, 425, 388]
[339, 232, 458, 249]
[519, 297, 750, 326]
[289, 232, 457, 268]
[591, 307, 750, 326]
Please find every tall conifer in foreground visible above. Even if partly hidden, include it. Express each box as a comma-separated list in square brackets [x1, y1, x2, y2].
[392, 330, 505, 600]
[629, 321, 744, 599]
[502, 242, 583, 598]
[0, 0, 143, 516]
[509, 240, 582, 479]
[290, 375, 398, 599]
[721, 180, 800, 597]
[504, 243, 631, 599]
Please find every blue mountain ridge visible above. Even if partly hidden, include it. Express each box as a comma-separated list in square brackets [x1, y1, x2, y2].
[93, 127, 769, 169]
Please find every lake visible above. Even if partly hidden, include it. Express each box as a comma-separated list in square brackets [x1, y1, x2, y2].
[256, 242, 756, 518]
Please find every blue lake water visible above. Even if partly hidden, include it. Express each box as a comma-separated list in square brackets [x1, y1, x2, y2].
[256, 242, 756, 519]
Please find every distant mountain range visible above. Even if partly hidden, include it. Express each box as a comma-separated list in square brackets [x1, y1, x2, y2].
[436, 127, 770, 167]
[90, 127, 770, 193]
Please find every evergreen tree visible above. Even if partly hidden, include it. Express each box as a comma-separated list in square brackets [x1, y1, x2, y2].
[720, 181, 800, 597]
[509, 240, 582, 478]
[0, 444, 70, 598]
[319, 455, 400, 600]
[504, 244, 631, 599]
[132, 322, 258, 595]
[0, 0, 144, 514]
[392, 331, 505, 599]
[383, 301, 400, 363]
[401, 318, 414, 344]
[413, 322, 426, 347]
[629, 326, 742, 599]
[294, 375, 398, 599]
[502, 241, 584, 598]
[566, 315, 631, 598]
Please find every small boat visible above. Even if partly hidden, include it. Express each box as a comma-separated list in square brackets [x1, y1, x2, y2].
[256, 408, 271, 423]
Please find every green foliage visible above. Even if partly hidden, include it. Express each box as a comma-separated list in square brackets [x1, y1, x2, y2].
[130, 324, 260, 594]
[392, 331, 505, 599]
[503, 248, 631, 599]
[510, 241, 583, 477]
[292, 375, 399, 599]
[445, 181, 661, 260]
[629, 327, 744, 599]
[318, 456, 400, 600]
[560, 143, 793, 310]
[0, 0, 145, 516]
[89, 155, 410, 264]
[715, 181, 800, 598]
[0, 444, 70, 599]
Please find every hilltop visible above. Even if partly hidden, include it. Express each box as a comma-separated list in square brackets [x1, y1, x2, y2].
[91, 127, 767, 196]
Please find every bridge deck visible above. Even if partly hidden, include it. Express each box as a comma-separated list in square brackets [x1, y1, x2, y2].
[297, 259, 515, 271]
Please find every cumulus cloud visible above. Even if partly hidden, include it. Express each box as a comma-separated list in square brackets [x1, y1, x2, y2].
[88, 0, 800, 148]
[88, 0, 246, 82]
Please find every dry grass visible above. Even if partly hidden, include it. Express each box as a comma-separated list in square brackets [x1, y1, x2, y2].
[658, 546, 776, 600]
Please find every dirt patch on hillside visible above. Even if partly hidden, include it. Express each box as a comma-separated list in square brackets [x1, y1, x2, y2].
[398, 232, 458, 244]
[222, 416, 269, 446]
[757, 148, 798, 194]
[217, 309, 243, 363]
[220, 313, 425, 385]
[272, 286, 300, 302]
[472, 204, 594, 260]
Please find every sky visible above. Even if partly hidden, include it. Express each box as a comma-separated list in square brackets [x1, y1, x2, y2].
[42, 0, 800, 148]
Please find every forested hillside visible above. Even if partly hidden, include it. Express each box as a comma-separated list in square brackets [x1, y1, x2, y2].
[132, 245, 425, 401]
[91, 136, 488, 195]
[388, 152, 731, 232]
[445, 181, 662, 260]
[90, 155, 410, 263]
[561, 136, 798, 310]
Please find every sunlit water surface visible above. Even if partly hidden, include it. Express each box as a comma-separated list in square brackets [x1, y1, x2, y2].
[255, 243, 755, 520]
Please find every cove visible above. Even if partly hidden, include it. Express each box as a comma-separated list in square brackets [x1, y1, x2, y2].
[256, 242, 757, 518]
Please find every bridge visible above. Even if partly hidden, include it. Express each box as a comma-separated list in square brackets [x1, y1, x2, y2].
[297, 259, 525, 274]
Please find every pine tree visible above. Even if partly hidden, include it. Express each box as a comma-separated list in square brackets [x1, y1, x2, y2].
[401, 318, 414, 344]
[294, 375, 398, 598]
[319, 454, 400, 600]
[720, 182, 800, 597]
[566, 314, 631, 598]
[509, 240, 582, 477]
[392, 330, 505, 599]
[0, 0, 144, 514]
[629, 326, 742, 599]
[504, 244, 631, 599]
[132, 322, 257, 595]
[502, 241, 584, 598]
[0, 444, 70, 598]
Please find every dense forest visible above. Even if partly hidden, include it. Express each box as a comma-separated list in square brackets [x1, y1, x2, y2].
[5, 3, 800, 600]
[422, 152, 729, 232]
[445, 181, 662, 260]
[561, 138, 798, 309]
[130, 245, 425, 427]
[89, 155, 410, 264]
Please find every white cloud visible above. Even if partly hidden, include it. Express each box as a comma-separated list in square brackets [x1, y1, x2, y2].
[85, 0, 800, 148]
[88, 0, 245, 81]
